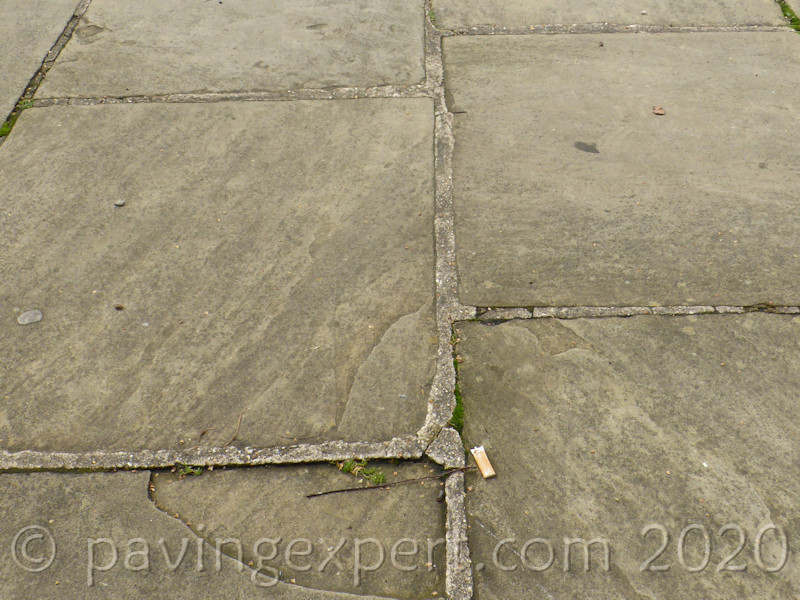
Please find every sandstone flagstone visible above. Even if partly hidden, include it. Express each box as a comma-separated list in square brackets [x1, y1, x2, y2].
[0, 470, 433, 599]
[38, 0, 425, 98]
[456, 314, 800, 599]
[0, 99, 435, 452]
[444, 33, 800, 307]
[151, 461, 447, 598]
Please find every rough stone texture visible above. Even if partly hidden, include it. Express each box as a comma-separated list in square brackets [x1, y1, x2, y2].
[426, 427, 466, 469]
[456, 315, 800, 599]
[445, 470, 472, 600]
[0, 0, 77, 119]
[0, 471, 404, 599]
[0, 100, 435, 452]
[444, 33, 800, 307]
[38, 0, 425, 98]
[152, 462, 446, 598]
[433, 0, 787, 29]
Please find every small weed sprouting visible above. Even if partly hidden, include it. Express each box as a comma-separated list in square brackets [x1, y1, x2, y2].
[176, 463, 203, 477]
[0, 99, 35, 138]
[428, 9, 436, 25]
[778, 1, 800, 31]
[338, 459, 386, 485]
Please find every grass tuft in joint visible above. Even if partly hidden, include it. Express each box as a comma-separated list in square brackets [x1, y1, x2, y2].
[337, 459, 386, 485]
[778, 1, 800, 32]
[0, 99, 34, 138]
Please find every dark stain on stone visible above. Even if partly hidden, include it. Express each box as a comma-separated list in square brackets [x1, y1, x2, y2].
[530, 320, 595, 357]
[75, 24, 106, 42]
[759, 162, 767, 169]
[574, 141, 599, 154]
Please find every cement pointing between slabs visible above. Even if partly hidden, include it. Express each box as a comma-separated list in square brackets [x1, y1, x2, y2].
[433, 0, 788, 29]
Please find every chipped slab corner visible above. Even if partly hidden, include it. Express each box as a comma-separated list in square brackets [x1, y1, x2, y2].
[426, 427, 465, 469]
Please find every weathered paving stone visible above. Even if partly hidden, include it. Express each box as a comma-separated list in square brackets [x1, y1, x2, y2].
[38, 0, 425, 98]
[152, 462, 447, 598]
[433, 0, 787, 29]
[0, 99, 435, 452]
[0, 470, 420, 599]
[444, 33, 800, 307]
[0, 0, 77, 119]
[455, 315, 800, 599]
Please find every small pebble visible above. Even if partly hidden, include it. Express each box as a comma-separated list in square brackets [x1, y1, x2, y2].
[114, 200, 126, 207]
[17, 309, 43, 325]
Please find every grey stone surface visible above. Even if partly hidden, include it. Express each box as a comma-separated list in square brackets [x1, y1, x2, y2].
[0, 99, 435, 452]
[445, 33, 800, 307]
[152, 462, 446, 598]
[0, 470, 406, 599]
[426, 427, 466, 468]
[456, 315, 800, 599]
[0, 0, 77, 119]
[38, 0, 425, 98]
[433, 0, 787, 29]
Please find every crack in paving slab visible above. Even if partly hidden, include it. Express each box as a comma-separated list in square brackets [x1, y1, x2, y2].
[148, 461, 448, 598]
[0, 99, 438, 454]
[0, 2, 457, 469]
[0, 470, 403, 599]
[7, 0, 796, 598]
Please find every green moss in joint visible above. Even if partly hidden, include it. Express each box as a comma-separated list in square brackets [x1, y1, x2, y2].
[450, 354, 465, 434]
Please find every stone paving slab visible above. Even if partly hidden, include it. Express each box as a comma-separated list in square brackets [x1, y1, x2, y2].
[0, 99, 435, 453]
[152, 461, 446, 598]
[445, 33, 800, 307]
[456, 314, 800, 599]
[433, 0, 787, 29]
[0, 470, 424, 599]
[37, 0, 425, 98]
[0, 0, 77, 119]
